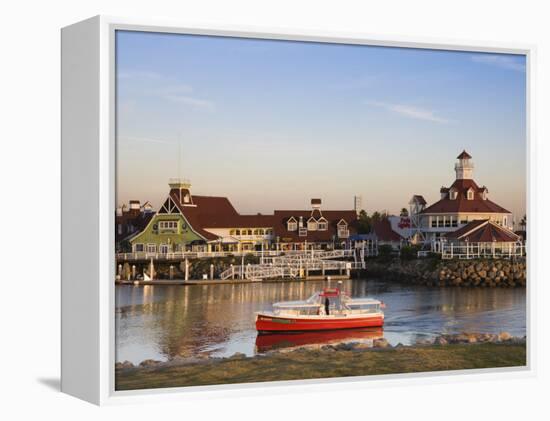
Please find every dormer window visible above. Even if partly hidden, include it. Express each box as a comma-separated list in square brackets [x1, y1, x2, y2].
[482, 189, 488, 200]
[287, 217, 297, 231]
[467, 188, 474, 200]
[307, 217, 317, 231]
[317, 217, 328, 231]
[449, 189, 458, 200]
[337, 219, 349, 238]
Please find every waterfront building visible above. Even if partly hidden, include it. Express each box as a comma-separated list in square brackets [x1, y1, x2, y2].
[370, 218, 404, 250]
[127, 181, 358, 253]
[272, 199, 358, 250]
[410, 151, 514, 245]
[129, 179, 274, 253]
[115, 200, 155, 251]
[441, 219, 523, 259]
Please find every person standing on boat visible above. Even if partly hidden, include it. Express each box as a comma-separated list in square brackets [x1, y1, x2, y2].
[324, 297, 330, 316]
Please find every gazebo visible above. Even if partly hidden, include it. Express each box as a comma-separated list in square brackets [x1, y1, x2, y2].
[441, 219, 523, 259]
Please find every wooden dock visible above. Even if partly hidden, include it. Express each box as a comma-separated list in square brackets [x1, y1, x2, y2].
[115, 274, 350, 287]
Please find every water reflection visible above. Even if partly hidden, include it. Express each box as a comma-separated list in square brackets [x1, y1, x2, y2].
[115, 279, 526, 363]
[255, 328, 384, 353]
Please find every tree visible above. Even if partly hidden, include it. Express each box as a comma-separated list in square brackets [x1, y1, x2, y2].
[357, 209, 370, 234]
[400, 208, 409, 217]
[371, 211, 382, 224]
[520, 214, 527, 230]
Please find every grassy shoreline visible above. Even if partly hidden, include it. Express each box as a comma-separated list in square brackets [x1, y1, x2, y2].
[115, 341, 526, 391]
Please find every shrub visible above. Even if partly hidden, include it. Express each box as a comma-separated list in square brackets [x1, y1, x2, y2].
[377, 245, 394, 262]
[400, 245, 421, 260]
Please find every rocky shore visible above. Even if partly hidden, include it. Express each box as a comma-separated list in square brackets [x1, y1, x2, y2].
[365, 258, 526, 287]
[115, 332, 526, 390]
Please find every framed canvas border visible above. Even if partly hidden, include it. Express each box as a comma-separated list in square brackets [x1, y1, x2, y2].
[61, 15, 536, 405]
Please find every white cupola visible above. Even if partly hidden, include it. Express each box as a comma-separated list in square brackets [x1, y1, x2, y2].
[455, 150, 474, 180]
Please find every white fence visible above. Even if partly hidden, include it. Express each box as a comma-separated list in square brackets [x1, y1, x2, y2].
[438, 242, 526, 260]
[116, 250, 285, 262]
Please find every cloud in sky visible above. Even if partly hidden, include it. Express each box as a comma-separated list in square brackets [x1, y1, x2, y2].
[118, 70, 162, 80]
[119, 71, 215, 111]
[163, 94, 215, 110]
[365, 100, 450, 123]
[470, 55, 526, 72]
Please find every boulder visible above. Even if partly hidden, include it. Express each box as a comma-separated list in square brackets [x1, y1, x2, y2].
[373, 338, 390, 348]
[433, 336, 448, 345]
[498, 331, 512, 342]
[139, 359, 162, 368]
[115, 360, 135, 369]
[229, 352, 247, 360]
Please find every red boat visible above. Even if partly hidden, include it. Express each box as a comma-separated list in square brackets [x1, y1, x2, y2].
[256, 287, 385, 333]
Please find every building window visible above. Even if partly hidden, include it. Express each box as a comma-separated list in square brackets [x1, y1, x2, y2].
[299, 227, 307, 237]
[503, 216, 507, 227]
[431, 217, 437, 228]
[159, 220, 178, 230]
[307, 219, 317, 231]
[437, 216, 444, 228]
[134, 243, 144, 252]
[451, 216, 458, 227]
[230, 229, 236, 235]
[445, 216, 451, 228]
[266, 229, 273, 235]
[287, 221, 298, 231]
[318, 221, 328, 231]
[467, 190, 474, 200]
[159, 244, 169, 253]
[247, 229, 252, 235]
[450, 190, 457, 200]
[338, 228, 349, 238]
[146, 244, 157, 253]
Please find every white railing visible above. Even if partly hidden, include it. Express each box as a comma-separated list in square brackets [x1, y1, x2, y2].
[219, 265, 300, 281]
[439, 242, 526, 260]
[116, 250, 284, 261]
[116, 248, 354, 262]
[220, 259, 355, 281]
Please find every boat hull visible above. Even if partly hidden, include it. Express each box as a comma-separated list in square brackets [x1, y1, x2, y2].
[256, 313, 384, 333]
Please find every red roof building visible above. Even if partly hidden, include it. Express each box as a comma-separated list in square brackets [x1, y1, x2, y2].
[371, 218, 404, 246]
[115, 200, 155, 249]
[129, 180, 357, 253]
[272, 198, 358, 247]
[410, 151, 514, 245]
[445, 219, 520, 243]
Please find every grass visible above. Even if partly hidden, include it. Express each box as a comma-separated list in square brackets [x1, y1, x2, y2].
[115, 342, 526, 391]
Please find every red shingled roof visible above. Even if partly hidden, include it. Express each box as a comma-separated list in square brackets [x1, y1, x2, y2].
[445, 219, 520, 242]
[371, 218, 403, 242]
[411, 195, 427, 205]
[457, 150, 472, 159]
[272, 210, 357, 243]
[421, 179, 510, 214]
[170, 191, 275, 241]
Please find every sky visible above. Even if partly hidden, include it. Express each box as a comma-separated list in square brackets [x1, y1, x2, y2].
[116, 30, 526, 221]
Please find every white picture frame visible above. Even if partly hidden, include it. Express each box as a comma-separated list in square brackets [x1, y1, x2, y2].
[61, 15, 535, 405]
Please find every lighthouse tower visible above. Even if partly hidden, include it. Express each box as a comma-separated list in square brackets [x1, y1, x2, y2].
[454, 150, 474, 180]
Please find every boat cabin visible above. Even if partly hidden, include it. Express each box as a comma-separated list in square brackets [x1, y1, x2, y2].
[271, 289, 381, 316]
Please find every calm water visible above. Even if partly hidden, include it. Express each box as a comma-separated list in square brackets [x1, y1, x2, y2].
[115, 279, 526, 363]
